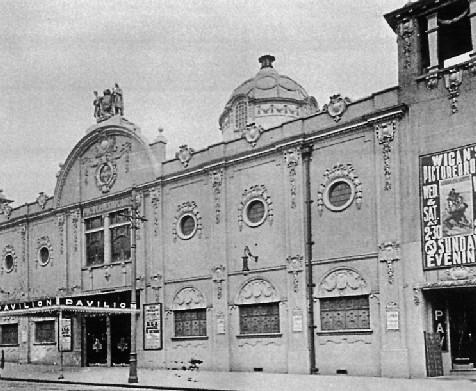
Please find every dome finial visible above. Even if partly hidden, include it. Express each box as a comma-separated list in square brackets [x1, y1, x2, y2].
[258, 54, 275, 69]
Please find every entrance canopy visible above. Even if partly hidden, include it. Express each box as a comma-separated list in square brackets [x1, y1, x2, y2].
[0, 291, 140, 317]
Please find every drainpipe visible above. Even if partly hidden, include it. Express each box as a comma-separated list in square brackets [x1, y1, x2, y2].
[301, 144, 317, 374]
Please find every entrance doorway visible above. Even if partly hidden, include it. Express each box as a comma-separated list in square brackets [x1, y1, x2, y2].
[111, 314, 130, 365]
[449, 292, 476, 366]
[85, 317, 107, 366]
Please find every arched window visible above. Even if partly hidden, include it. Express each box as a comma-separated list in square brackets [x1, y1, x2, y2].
[235, 100, 248, 130]
[172, 287, 207, 338]
[235, 279, 280, 335]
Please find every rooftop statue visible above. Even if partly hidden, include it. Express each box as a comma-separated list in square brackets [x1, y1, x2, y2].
[93, 83, 124, 123]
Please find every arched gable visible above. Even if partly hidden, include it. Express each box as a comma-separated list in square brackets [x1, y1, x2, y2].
[316, 267, 370, 298]
[54, 119, 160, 208]
[234, 277, 280, 305]
[172, 287, 206, 310]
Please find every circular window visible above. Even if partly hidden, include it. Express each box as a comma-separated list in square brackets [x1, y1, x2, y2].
[39, 246, 50, 266]
[244, 198, 267, 227]
[324, 179, 355, 211]
[177, 214, 197, 240]
[4, 254, 14, 272]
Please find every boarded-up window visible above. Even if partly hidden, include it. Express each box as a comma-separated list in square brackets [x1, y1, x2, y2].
[0, 324, 18, 345]
[174, 309, 206, 337]
[239, 303, 280, 334]
[320, 296, 370, 330]
[35, 320, 55, 343]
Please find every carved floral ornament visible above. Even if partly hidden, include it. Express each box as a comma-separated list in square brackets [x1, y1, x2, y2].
[209, 169, 224, 224]
[36, 192, 48, 209]
[378, 241, 400, 285]
[322, 94, 351, 122]
[317, 268, 369, 298]
[283, 148, 300, 209]
[238, 185, 273, 230]
[287, 255, 304, 293]
[398, 17, 414, 70]
[375, 120, 397, 191]
[82, 135, 131, 194]
[172, 201, 202, 241]
[172, 287, 206, 310]
[212, 265, 226, 300]
[242, 123, 264, 148]
[316, 163, 362, 215]
[235, 278, 280, 305]
[176, 144, 195, 168]
[2, 245, 17, 274]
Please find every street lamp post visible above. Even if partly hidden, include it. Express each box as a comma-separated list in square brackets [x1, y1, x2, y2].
[128, 188, 138, 383]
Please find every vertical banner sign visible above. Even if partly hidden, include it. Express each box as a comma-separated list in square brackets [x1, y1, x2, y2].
[59, 318, 72, 352]
[420, 145, 476, 270]
[433, 308, 448, 351]
[144, 303, 162, 350]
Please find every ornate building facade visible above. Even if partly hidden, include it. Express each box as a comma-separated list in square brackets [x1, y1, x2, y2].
[2, 0, 476, 378]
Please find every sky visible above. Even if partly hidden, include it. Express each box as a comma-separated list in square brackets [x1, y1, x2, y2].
[0, 0, 404, 206]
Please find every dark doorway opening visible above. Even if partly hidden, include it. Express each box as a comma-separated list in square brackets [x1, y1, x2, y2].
[111, 314, 131, 366]
[449, 292, 476, 366]
[85, 317, 107, 366]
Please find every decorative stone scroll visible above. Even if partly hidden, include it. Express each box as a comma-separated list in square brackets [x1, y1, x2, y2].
[242, 123, 264, 148]
[235, 279, 279, 305]
[2, 245, 17, 274]
[322, 94, 351, 122]
[149, 187, 161, 236]
[210, 170, 224, 224]
[175, 144, 195, 168]
[238, 185, 273, 231]
[172, 201, 202, 241]
[283, 148, 300, 209]
[316, 163, 362, 215]
[317, 268, 369, 298]
[398, 18, 414, 70]
[378, 241, 400, 285]
[212, 265, 226, 300]
[375, 120, 397, 191]
[71, 210, 80, 252]
[57, 214, 65, 255]
[444, 68, 463, 114]
[172, 287, 206, 310]
[287, 255, 304, 293]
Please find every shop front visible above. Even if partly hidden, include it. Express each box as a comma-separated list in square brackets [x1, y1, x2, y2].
[0, 290, 139, 368]
[425, 285, 476, 372]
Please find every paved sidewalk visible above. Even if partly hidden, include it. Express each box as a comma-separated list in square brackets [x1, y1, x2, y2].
[1, 363, 476, 391]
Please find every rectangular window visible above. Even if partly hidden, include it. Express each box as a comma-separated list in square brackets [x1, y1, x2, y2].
[438, 0, 471, 67]
[239, 303, 280, 335]
[0, 323, 18, 345]
[85, 215, 104, 266]
[35, 320, 55, 344]
[174, 309, 206, 337]
[320, 296, 370, 331]
[110, 209, 131, 263]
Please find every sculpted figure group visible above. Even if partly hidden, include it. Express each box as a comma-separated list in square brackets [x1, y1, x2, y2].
[93, 83, 124, 122]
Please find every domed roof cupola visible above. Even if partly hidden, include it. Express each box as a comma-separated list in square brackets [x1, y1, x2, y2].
[219, 55, 318, 142]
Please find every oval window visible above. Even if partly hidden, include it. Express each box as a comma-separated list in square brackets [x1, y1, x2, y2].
[244, 199, 267, 227]
[4, 254, 14, 272]
[39, 247, 50, 266]
[178, 214, 197, 240]
[324, 179, 355, 211]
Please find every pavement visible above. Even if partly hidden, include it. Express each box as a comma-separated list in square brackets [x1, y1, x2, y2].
[1, 362, 476, 391]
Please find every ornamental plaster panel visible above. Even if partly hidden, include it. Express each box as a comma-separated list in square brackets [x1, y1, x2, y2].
[172, 201, 202, 241]
[238, 185, 273, 231]
[235, 278, 279, 305]
[317, 268, 369, 298]
[2, 245, 17, 274]
[172, 287, 206, 310]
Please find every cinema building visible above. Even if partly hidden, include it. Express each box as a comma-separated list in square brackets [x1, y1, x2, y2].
[2, 0, 476, 378]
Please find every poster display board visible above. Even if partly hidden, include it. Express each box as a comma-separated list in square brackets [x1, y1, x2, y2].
[143, 303, 162, 350]
[59, 318, 72, 352]
[420, 145, 476, 270]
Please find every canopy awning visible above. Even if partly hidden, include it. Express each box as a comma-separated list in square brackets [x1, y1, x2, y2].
[0, 305, 140, 317]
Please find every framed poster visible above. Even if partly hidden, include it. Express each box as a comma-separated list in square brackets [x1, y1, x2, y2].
[59, 318, 72, 352]
[143, 303, 162, 350]
[420, 144, 476, 270]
